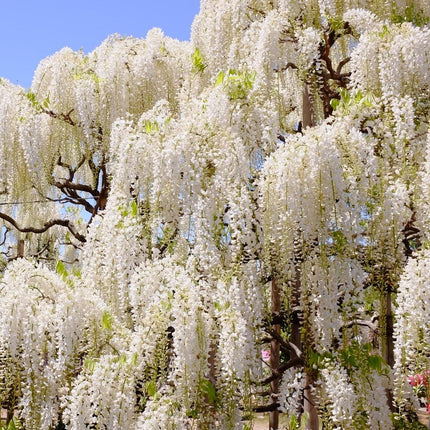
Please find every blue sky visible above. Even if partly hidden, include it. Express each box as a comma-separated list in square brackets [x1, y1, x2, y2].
[0, 0, 201, 88]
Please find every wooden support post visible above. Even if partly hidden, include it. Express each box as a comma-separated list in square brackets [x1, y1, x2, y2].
[269, 278, 281, 429]
[17, 239, 24, 258]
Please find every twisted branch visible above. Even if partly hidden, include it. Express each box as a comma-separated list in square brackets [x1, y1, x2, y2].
[0, 212, 86, 243]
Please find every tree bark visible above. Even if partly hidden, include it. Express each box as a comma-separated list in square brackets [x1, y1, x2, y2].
[381, 291, 394, 367]
[6, 408, 14, 426]
[301, 82, 320, 430]
[302, 84, 315, 130]
[304, 373, 319, 430]
[269, 278, 281, 429]
[17, 239, 24, 258]
[381, 290, 395, 412]
[0, 212, 86, 243]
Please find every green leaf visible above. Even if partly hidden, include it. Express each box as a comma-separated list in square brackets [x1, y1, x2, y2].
[355, 90, 363, 102]
[26, 90, 41, 110]
[43, 94, 50, 109]
[308, 348, 332, 369]
[331, 229, 348, 253]
[56, 260, 68, 280]
[118, 354, 127, 364]
[330, 98, 340, 110]
[340, 88, 350, 104]
[362, 93, 374, 107]
[215, 70, 225, 87]
[368, 355, 383, 373]
[327, 15, 345, 32]
[102, 311, 113, 331]
[146, 381, 157, 397]
[220, 69, 256, 99]
[289, 414, 299, 429]
[379, 24, 390, 37]
[191, 47, 207, 73]
[143, 120, 159, 134]
[391, 4, 429, 26]
[308, 348, 321, 368]
[84, 358, 97, 372]
[131, 352, 138, 366]
[131, 200, 138, 217]
[199, 378, 217, 404]
[341, 347, 357, 369]
[72, 267, 82, 278]
[186, 409, 198, 419]
[7, 419, 17, 430]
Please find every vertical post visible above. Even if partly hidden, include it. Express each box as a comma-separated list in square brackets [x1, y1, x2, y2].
[381, 289, 395, 411]
[304, 373, 319, 430]
[293, 263, 318, 430]
[381, 291, 394, 367]
[17, 239, 24, 258]
[207, 340, 218, 424]
[300, 89, 320, 428]
[6, 408, 14, 426]
[269, 278, 281, 429]
[302, 84, 315, 130]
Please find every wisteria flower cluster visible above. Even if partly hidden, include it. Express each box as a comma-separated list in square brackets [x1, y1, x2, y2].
[0, 0, 429, 429]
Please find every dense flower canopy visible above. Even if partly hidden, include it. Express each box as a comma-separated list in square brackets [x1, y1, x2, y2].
[0, 0, 429, 429]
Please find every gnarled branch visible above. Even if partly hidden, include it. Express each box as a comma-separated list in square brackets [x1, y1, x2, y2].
[0, 212, 86, 243]
[253, 403, 280, 413]
[260, 357, 304, 385]
[43, 107, 76, 127]
[265, 328, 303, 359]
[344, 318, 379, 333]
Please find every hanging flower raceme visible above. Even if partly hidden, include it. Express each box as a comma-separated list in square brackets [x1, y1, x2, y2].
[350, 22, 430, 105]
[62, 353, 139, 430]
[394, 249, 430, 410]
[0, 1, 429, 429]
[260, 120, 371, 272]
[0, 259, 110, 429]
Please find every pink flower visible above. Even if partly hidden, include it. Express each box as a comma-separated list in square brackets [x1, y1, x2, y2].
[261, 349, 271, 362]
[407, 375, 417, 386]
[407, 371, 429, 387]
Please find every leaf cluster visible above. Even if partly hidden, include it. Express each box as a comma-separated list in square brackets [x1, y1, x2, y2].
[215, 69, 256, 100]
[0, 418, 22, 430]
[191, 48, 207, 73]
[391, 5, 429, 27]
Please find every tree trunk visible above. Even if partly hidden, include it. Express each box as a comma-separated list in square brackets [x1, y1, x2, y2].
[304, 373, 319, 430]
[6, 408, 14, 426]
[381, 291, 394, 367]
[270, 278, 281, 429]
[381, 290, 395, 412]
[302, 84, 315, 130]
[267, 81, 315, 427]
[301, 87, 320, 430]
[17, 239, 24, 258]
